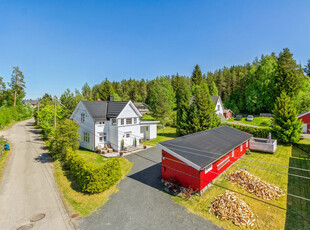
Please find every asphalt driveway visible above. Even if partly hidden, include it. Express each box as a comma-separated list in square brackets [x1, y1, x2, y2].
[79, 147, 221, 230]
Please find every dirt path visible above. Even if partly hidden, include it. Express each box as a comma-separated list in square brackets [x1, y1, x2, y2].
[0, 119, 75, 230]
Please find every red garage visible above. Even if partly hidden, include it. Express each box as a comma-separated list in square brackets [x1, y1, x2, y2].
[298, 111, 310, 133]
[157, 126, 252, 194]
[223, 109, 232, 120]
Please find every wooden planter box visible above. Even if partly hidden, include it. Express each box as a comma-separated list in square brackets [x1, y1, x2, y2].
[249, 137, 277, 153]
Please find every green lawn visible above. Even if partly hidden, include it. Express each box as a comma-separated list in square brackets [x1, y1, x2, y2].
[228, 117, 272, 127]
[142, 126, 177, 146]
[141, 114, 156, 121]
[172, 141, 310, 230]
[54, 149, 133, 217]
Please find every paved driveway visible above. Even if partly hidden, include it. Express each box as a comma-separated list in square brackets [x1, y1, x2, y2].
[0, 119, 74, 230]
[79, 147, 221, 230]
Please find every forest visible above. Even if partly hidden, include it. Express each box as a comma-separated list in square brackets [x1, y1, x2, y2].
[41, 48, 309, 132]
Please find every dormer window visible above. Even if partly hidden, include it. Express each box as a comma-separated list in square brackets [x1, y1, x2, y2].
[81, 113, 85, 123]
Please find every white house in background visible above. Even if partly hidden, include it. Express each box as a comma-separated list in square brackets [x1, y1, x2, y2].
[70, 95, 159, 151]
[211, 96, 224, 116]
[190, 95, 224, 117]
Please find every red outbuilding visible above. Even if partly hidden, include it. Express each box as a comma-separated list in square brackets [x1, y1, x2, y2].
[298, 111, 310, 133]
[157, 126, 252, 194]
[223, 109, 232, 120]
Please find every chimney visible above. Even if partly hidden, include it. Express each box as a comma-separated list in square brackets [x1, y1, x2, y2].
[108, 95, 114, 102]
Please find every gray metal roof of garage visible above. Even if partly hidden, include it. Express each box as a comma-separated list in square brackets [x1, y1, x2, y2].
[158, 125, 252, 169]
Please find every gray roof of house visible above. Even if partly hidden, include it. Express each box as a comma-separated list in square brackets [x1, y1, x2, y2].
[159, 125, 252, 169]
[81, 101, 128, 121]
[211, 96, 220, 105]
[22, 99, 39, 105]
[190, 96, 220, 106]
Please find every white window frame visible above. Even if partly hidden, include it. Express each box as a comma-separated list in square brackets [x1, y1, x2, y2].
[204, 166, 212, 174]
[217, 157, 230, 171]
[246, 141, 248, 148]
[81, 113, 85, 123]
[121, 119, 124, 125]
[112, 118, 116, 125]
[232, 150, 234, 157]
[240, 144, 243, 152]
[83, 132, 90, 143]
[126, 118, 132, 125]
[134, 117, 137, 124]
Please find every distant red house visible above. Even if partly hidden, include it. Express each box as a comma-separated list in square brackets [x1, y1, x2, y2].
[223, 109, 232, 120]
[157, 126, 252, 193]
[298, 111, 310, 133]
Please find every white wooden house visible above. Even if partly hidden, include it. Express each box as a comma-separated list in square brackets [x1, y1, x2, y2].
[70, 96, 159, 151]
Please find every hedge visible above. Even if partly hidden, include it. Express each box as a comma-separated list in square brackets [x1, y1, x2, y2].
[65, 148, 122, 194]
[224, 123, 272, 138]
[0, 104, 33, 129]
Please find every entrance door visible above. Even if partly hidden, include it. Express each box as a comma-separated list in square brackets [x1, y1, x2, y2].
[145, 126, 150, 140]
[302, 124, 307, 133]
[124, 132, 133, 146]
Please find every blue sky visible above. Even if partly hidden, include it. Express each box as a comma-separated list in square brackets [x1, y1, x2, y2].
[0, 0, 309, 99]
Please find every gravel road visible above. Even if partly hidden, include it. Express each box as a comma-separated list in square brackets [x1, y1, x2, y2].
[0, 119, 75, 230]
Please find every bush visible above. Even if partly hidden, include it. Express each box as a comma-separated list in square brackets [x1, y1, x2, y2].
[0, 104, 33, 128]
[65, 148, 122, 194]
[224, 123, 272, 138]
[245, 149, 251, 155]
[49, 119, 80, 160]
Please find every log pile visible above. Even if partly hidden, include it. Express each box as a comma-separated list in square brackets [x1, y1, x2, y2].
[209, 191, 255, 227]
[227, 170, 285, 200]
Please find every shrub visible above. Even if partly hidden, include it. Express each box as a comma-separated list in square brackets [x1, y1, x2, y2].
[245, 149, 251, 155]
[49, 119, 80, 160]
[224, 123, 272, 138]
[65, 148, 122, 194]
[0, 104, 33, 129]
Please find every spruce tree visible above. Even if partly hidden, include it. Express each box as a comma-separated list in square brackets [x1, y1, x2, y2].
[207, 76, 219, 96]
[175, 75, 191, 136]
[272, 91, 302, 144]
[191, 64, 203, 85]
[304, 59, 310, 77]
[275, 48, 301, 97]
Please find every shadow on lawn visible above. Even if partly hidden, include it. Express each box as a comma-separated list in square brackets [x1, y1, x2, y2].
[285, 146, 310, 229]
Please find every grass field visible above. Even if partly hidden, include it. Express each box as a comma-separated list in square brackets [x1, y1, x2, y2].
[143, 126, 177, 146]
[172, 139, 310, 230]
[228, 117, 272, 127]
[141, 114, 156, 121]
[54, 149, 133, 217]
[0, 140, 10, 182]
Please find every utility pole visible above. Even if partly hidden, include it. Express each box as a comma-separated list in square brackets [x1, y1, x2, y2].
[54, 96, 57, 130]
[37, 99, 40, 126]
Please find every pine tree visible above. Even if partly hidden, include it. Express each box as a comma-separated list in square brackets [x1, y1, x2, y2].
[275, 48, 301, 97]
[207, 76, 218, 96]
[191, 64, 203, 85]
[9, 66, 25, 106]
[304, 59, 310, 77]
[272, 92, 302, 144]
[174, 74, 191, 136]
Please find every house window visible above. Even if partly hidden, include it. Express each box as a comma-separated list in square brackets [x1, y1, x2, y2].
[240, 144, 243, 152]
[205, 166, 212, 174]
[246, 141, 248, 148]
[83, 132, 90, 142]
[126, 133, 130, 138]
[112, 118, 116, 125]
[217, 105, 220, 111]
[134, 118, 137, 124]
[126, 118, 132, 125]
[121, 119, 124, 125]
[81, 113, 85, 123]
[98, 132, 107, 142]
[217, 157, 230, 171]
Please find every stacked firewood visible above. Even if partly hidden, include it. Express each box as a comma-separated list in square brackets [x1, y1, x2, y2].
[227, 170, 285, 200]
[209, 191, 255, 227]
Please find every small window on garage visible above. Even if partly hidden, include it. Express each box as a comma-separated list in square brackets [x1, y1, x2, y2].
[246, 141, 248, 148]
[232, 150, 234, 157]
[240, 144, 243, 152]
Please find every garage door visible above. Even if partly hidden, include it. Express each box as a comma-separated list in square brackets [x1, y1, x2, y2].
[302, 124, 307, 133]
